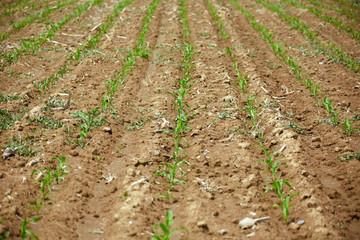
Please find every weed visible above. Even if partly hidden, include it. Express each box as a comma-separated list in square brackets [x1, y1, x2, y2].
[125, 117, 151, 131]
[217, 111, 232, 120]
[151, 211, 188, 240]
[0, 93, 20, 102]
[339, 152, 360, 162]
[6, 134, 39, 157]
[118, 191, 128, 199]
[283, 121, 306, 134]
[29, 116, 63, 130]
[0, 109, 23, 130]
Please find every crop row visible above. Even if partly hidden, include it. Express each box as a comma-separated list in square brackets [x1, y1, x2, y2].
[208, 0, 298, 222]
[0, 0, 142, 237]
[0, 0, 104, 69]
[254, 0, 360, 73]
[0, 0, 80, 41]
[305, 0, 360, 23]
[328, 0, 360, 11]
[280, 0, 360, 44]
[0, 0, 48, 21]
[228, 0, 357, 134]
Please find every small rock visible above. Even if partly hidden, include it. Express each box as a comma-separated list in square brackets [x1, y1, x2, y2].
[312, 137, 322, 142]
[4, 189, 11, 195]
[127, 168, 135, 177]
[13, 121, 23, 131]
[314, 227, 329, 236]
[222, 80, 231, 84]
[343, 146, 352, 152]
[289, 222, 300, 230]
[29, 106, 42, 116]
[70, 150, 79, 157]
[91, 148, 100, 155]
[302, 170, 309, 177]
[335, 147, 341, 152]
[316, 206, 324, 213]
[247, 232, 255, 237]
[197, 221, 209, 231]
[297, 220, 305, 225]
[0, 224, 7, 235]
[2, 147, 18, 159]
[242, 174, 255, 189]
[15, 161, 25, 168]
[222, 95, 236, 102]
[239, 216, 270, 229]
[218, 229, 228, 235]
[237, 143, 251, 149]
[103, 127, 112, 134]
[7, 206, 19, 215]
[337, 175, 345, 180]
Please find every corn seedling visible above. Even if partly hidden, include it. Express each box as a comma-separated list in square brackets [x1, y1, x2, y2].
[118, 191, 128, 199]
[151, 211, 188, 240]
[31, 169, 54, 200]
[27, 198, 46, 215]
[206, 0, 228, 39]
[73, 109, 106, 140]
[264, 175, 298, 223]
[0, 93, 20, 102]
[51, 156, 72, 184]
[257, 145, 287, 177]
[0, 0, 101, 67]
[156, 159, 189, 199]
[342, 117, 353, 135]
[20, 217, 41, 240]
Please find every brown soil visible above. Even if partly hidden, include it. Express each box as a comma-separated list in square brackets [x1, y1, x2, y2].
[0, 0, 359, 239]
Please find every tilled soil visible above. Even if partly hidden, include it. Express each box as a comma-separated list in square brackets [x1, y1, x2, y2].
[0, 0, 359, 239]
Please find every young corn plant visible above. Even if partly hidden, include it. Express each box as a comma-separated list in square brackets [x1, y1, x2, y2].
[27, 198, 46, 215]
[31, 169, 54, 201]
[151, 211, 188, 240]
[50, 156, 72, 183]
[264, 176, 298, 223]
[342, 117, 353, 135]
[155, 160, 189, 200]
[72, 109, 106, 146]
[20, 217, 41, 240]
[206, 0, 228, 39]
[257, 145, 287, 177]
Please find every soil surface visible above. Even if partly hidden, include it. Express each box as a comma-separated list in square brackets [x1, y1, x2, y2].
[0, 0, 359, 239]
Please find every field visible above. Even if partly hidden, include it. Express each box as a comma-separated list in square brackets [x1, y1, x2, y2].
[0, 0, 359, 239]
